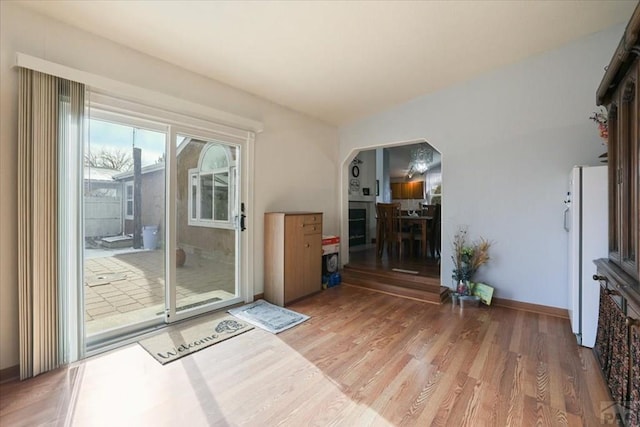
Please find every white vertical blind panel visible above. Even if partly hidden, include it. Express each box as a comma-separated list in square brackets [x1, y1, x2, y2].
[18, 68, 33, 379]
[18, 70, 83, 379]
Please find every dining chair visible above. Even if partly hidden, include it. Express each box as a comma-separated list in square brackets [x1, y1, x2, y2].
[375, 203, 385, 257]
[429, 204, 441, 258]
[405, 204, 440, 259]
[421, 204, 437, 218]
[376, 202, 412, 258]
[376, 202, 396, 257]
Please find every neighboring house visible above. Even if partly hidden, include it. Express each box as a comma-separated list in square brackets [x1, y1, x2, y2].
[113, 163, 164, 237]
[112, 138, 236, 261]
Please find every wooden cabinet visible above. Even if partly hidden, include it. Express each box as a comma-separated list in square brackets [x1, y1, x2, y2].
[603, 58, 639, 281]
[390, 183, 401, 199]
[597, 3, 640, 284]
[391, 181, 424, 199]
[264, 212, 322, 306]
[593, 260, 640, 427]
[594, 5, 640, 426]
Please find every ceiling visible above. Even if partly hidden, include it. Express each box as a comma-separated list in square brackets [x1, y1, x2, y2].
[17, 1, 637, 126]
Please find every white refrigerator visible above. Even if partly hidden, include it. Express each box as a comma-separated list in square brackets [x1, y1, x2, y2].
[564, 165, 607, 348]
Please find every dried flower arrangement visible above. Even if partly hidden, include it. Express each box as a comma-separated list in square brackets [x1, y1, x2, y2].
[589, 107, 608, 142]
[451, 227, 492, 295]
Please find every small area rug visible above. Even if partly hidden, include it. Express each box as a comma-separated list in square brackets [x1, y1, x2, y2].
[139, 315, 253, 365]
[228, 299, 309, 334]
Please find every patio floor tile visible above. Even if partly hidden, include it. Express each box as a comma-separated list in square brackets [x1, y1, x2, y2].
[84, 249, 235, 335]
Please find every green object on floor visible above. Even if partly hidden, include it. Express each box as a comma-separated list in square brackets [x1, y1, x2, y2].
[472, 282, 494, 305]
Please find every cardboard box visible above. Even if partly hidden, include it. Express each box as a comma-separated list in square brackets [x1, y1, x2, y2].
[322, 235, 340, 246]
[322, 235, 340, 276]
[322, 235, 340, 255]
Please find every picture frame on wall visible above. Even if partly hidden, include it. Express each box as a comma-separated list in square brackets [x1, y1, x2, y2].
[349, 178, 360, 193]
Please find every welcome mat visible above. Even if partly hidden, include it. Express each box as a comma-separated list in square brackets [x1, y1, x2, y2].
[228, 299, 309, 334]
[139, 315, 253, 365]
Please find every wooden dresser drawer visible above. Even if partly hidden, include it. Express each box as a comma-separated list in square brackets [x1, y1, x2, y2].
[301, 214, 322, 225]
[302, 222, 321, 235]
[300, 214, 322, 234]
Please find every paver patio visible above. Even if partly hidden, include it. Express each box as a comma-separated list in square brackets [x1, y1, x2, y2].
[84, 249, 235, 335]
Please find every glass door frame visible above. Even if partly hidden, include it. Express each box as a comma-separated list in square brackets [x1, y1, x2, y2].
[164, 126, 248, 324]
[82, 107, 170, 353]
[74, 91, 256, 358]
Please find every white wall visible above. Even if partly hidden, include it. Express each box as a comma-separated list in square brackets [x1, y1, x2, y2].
[347, 149, 377, 203]
[0, 2, 339, 370]
[339, 25, 621, 308]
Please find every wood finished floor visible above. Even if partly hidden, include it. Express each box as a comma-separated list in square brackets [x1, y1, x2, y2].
[347, 247, 440, 279]
[0, 285, 614, 426]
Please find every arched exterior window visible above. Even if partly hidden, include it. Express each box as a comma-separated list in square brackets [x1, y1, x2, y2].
[188, 142, 236, 228]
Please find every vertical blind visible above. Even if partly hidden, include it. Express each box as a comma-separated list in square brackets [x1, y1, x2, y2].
[17, 68, 84, 379]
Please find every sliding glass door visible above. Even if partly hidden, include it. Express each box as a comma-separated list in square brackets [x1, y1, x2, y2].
[166, 129, 241, 323]
[83, 115, 168, 344]
[81, 99, 246, 350]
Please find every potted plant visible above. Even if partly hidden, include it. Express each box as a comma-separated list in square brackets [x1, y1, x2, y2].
[451, 227, 491, 304]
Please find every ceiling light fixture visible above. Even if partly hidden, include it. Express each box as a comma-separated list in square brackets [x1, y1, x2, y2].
[406, 166, 414, 180]
[409, 144, 433, 175]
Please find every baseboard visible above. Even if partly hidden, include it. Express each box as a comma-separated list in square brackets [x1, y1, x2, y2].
[256, 288, 567, 319]
[492, 297, 569, 319]
[0, 365, 19, 384]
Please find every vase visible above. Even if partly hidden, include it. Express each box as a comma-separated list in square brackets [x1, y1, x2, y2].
[451, 292, 459, 306]
[457, 279, 470, 296]
[459, 295, 481, 308]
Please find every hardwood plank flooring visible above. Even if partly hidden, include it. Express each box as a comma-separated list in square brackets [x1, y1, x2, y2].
[344, 248, 446, 303]
[347, 247, 440, 279]
[0, 285, 614, 426]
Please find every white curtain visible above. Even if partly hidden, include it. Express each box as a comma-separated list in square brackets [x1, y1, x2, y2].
[18, 68, 84, 379]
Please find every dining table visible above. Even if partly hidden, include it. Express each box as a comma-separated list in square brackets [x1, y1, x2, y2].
[397, 214, 433, 258]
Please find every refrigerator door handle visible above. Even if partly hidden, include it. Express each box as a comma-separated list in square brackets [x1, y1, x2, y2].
[563, 207, 570, 232]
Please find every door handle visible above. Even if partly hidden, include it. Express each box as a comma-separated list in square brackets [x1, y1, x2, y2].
[563, 207, 569, 232]
[240, 202, 246, 231]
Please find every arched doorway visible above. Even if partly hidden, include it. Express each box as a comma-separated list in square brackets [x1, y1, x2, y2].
[340, 139, 444, 301]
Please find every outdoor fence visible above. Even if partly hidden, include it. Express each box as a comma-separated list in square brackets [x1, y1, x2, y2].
[85, 196, 122, 238]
